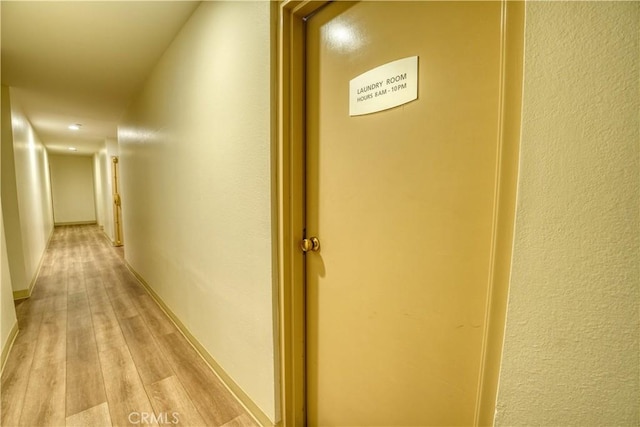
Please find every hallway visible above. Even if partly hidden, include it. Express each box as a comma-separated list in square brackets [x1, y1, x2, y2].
[1, 1, 638, 425]
[0, 225, 257, 427]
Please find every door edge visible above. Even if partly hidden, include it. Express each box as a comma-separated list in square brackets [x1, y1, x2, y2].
[276, 1, 330, 426]
[474, 1, 525, 425]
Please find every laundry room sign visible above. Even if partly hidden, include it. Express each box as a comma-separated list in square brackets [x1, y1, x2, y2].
[349, 56, 419, 116]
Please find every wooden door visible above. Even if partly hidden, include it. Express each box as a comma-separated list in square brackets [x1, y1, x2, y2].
[111, 156, 123, 246]
[304, 2, 516, 425]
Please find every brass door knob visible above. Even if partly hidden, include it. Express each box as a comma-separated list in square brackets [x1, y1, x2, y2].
[300, 237, 320, 253]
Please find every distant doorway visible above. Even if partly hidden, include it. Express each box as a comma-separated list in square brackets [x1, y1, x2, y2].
[111, 156, 123, 246]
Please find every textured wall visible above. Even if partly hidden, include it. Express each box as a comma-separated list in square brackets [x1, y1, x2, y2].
[0, 0, 13, 362]
[495, 2, 639, 425]
[4, 88, 53, 293]
[1, 85, 28, 293]
[0, 198, 17, 357]
[0, 93, 18, 363]
[118, 2, 276, 421]
[93, 152, 105, 229]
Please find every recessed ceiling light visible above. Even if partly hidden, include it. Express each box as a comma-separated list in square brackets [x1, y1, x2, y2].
[68, 124, 81, 130]
[68, 147, 77, 151]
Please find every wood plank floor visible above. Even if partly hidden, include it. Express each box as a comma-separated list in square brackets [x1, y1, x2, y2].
[1, 225, 259, 427]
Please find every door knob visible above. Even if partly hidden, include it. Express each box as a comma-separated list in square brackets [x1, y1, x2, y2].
[300, 237, 320, 253]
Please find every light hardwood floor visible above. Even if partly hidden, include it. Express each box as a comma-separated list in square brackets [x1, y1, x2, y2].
[1, 225, 259, 427]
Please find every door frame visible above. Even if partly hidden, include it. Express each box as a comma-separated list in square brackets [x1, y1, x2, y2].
[276, 2, 327, 425]
[275, 1, 525, 425]
[111, 156, 123, 246]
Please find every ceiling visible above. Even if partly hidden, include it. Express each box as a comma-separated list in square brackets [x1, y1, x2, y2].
[1, 1, 200, 155]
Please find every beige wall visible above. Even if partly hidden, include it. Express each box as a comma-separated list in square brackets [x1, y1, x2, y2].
[1, 86, 53, 294]
[50, 154, 97, 225]
[495, 2, 639, 425]
[93, 152, 105, 229]
[1, 198, 17, 365]
[1, 85, 28, 294]
[0, 88, 18, 367]
[118, 2, 277, 422]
